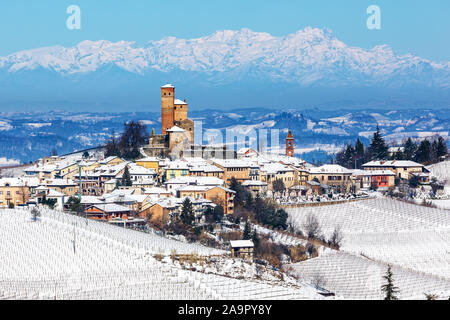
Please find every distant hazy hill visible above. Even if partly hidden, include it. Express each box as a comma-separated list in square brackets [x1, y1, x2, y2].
[1, 108, 448, 164]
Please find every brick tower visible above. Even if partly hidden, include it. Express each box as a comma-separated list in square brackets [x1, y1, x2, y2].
[286, 130, 294, 157]
[161, 84, 175, 135]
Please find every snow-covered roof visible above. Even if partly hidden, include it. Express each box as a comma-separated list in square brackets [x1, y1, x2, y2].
[230, 240, 254, 248]
[167, 126, 186, 133]
[166, 161, 189, 170]
[136, 157, 160, 162]
[362, 160, 423, 168]
[0, 178, 29, 187]
[143, 187, 171, 195]
[260, 162, 294, 174]
[309, 164, 352, 174]
[242, 180, 267, 186]
[174, 99, 187, 105]
[45, 178, 77, 186]
[165, 176, 224, 186]
[178, 185, 211, 192]
[90, 204, 131, 213]
[363, 170, 396, 176]
[125, 163, 156, 175]
[211, 159, 250, 168]
[47, 189, 65, 197]
[80, 196, 104, 205]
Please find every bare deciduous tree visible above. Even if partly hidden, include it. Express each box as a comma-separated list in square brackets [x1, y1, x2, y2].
[31, 207, 40, 222]
[329, 225, 344, 249]
[303, 213, 321, 239]
[312, 272, 326, 290]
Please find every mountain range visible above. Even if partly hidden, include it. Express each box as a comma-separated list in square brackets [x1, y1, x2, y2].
[0, 27, 449, 111]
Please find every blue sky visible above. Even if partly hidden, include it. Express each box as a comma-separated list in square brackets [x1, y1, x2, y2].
[0, 0, 448, 61]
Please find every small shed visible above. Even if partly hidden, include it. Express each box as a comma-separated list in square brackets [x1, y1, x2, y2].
[230, 240, 254, 260]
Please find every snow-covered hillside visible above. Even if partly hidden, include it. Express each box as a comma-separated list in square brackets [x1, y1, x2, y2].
[0, 207, 321, 300]
[286, 198, 450, 299]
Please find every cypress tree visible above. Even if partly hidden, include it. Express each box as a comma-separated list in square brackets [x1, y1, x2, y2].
[369, 125, 389, 160]
[402, 138, 417, 161]
[243, 220, 251, 240]
[381, 265, 399, 300]
[434, 136, 448, 160]
[414, 139, 432, 163]
[180, 198, 195, 225]
[251, 229, 259, 247]
[121, 166, 132, 186]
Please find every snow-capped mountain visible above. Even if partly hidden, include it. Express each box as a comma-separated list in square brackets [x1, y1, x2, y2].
[0, 27, 449, 87]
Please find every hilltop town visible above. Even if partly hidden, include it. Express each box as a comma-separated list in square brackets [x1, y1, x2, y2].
[1, 84, 450, 300]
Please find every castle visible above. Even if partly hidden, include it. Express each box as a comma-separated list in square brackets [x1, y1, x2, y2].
[144, 84, 194, 158]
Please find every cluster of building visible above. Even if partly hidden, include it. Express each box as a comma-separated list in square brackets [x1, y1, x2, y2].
[0, 84, 431, 226]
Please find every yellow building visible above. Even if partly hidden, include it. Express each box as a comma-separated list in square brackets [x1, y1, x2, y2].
[165, 161, 189, 181]
[308, 164, 354, 193]
[260, 163, 296, 190]
[135, 157, 160, 172]
[0, 178, 29, 207]
[362, 160, 424, 180]
[101, 156, 125, 166]
[210, 159, 250, 184]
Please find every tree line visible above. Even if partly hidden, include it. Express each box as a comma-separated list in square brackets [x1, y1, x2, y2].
[336, 126, 448, 169]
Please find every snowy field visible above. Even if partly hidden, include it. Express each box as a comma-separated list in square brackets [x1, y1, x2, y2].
[430, 199, 450, 210]
[286, 198, 450, 299]
[0, 207, 320, 300]
[427, 161, 450, 183]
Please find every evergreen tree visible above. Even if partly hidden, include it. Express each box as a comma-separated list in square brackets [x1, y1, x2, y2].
[213, 204, 224, 223]
[229, 177, 246, 206]
[121, 166, 132, 187]
[343, 144, 356, 168]
[414, 139, 432, 163]
[180, 198, 195, 225]
[272, 179, 286, 194]
[354, 139, 365, 168]
[244, 192, 254, 211]
[369, 126, 389, 160]
[66, 196, 82, 213]
[402, 138, 417, 161]
[434, 136, 448, 160]
[242, 220, 251, 240]
[253, 194, 265, 222]
[251, 229, 259, 247]
[381, 265, 399, 300]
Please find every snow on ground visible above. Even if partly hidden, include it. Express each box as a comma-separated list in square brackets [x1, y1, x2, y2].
[430, 199, 450, 210]
[286, 197, 450, 299]
[427, 161, 450, 183]
[290, 250, 450, 300]
[0, 207, 322, 300]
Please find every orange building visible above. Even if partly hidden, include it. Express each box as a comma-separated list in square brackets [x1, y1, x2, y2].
[286, 130, 294, 157]
[85, 204, 131, 221]
[205, 186, 236, 215]
[160, 83, 192, 137]
[161, 84, 175, 135]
